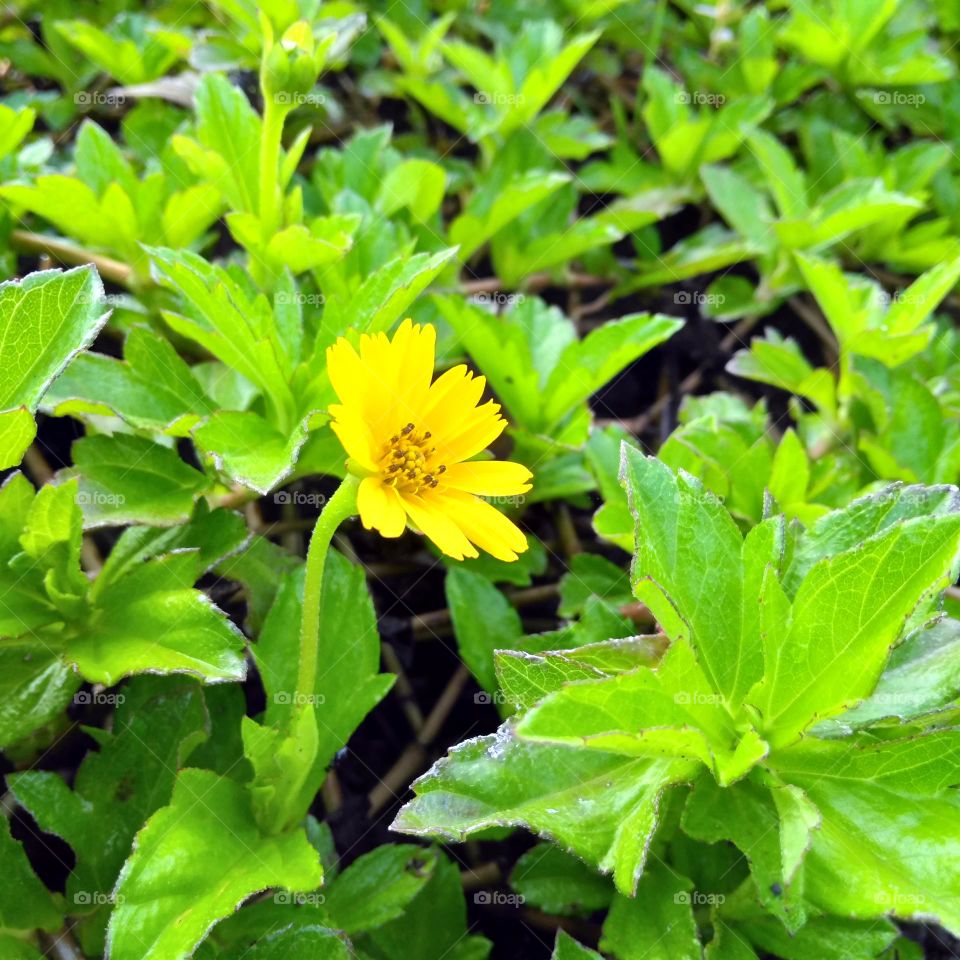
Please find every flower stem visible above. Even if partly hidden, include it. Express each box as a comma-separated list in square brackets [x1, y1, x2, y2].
[295, 476, 360, 708]
[258, 93, 287, 240]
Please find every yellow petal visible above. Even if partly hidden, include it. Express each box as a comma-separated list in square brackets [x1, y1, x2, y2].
[434, 489, 528, 561]
[328, 404, 378, 471]
[441, 460, 532, 496]
[436, 400, 508, 463]
[357, 477, 406, 538]
[401, 492, 478, 561]
[422, 365, 486, 426]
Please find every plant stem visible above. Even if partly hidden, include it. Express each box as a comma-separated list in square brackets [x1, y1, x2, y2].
[295, 476, 360, 708]
[259, 94, 287, 240]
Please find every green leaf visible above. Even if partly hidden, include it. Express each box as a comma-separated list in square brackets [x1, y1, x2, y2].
[449, 171, 569, 261]
[0, 935, 44, 960]
[379, 159, 446, 221]
[705, 921, 757, 960]
[360, 849, 491, 960]
[784, 484, 960, 592]
[816, 618, 960, 733]
[0, 266, 110, 467]
[751, 511, 960, 747]
[0, 407, 36, 470]
[222, 925, 352, 959]
[446, 568, 523, 693]
[600, 867, 700, 960]
[318, 248, 459, 353]
[621, 448, 764, 708]
[107, 769, 323, 960]
[75, 551, 246, 685]
[585, 427, 635, 552]
[96, 504, 249, 588]
[558, 554, 632, 618]
[393, 727, 695, 895]
[186, 73, 260, 214]
[0, 643, 81, 748]
[496, 636, 664, 712]
[510, 843, 611, 916]
[66, 433, 210, 527]
[727, 329, 836, 415]
[553, 931, 604, 959]
[542, 313, 683, 429]
[45, 326, 215, 436]
[771, 728, 960, 794]
[734, 914, 896, 960]
[9, 677, 208, 950]
[194, 409, 309, 494]
[324, 845, 438, 934]
[0, 811, 61, 932]
[147, 247, 296, 426]
[682, 773, 818, 930]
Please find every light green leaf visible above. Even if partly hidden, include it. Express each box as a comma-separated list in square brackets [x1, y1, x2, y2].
[67, 433, 210, 527]
[752, 512, 960, 746]
[254, 554, 393, 812]
[194, 409, 309, 494]
[600, 867, 700, 960]
[0, 266, 110, 466]
[393, 727, 694, 895]
[0, 811, 61, 932]
[107, 769, 322, 960]
[542, 313, 683, 429]
[75, 552, 246, 685]
[622, 448, 764, 708]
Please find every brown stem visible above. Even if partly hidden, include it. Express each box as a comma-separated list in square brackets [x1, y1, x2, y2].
[368, 665, 470, 815]
[11, 230, 135, 288]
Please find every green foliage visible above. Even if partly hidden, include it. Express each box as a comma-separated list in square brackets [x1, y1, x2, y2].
[398, 453, 960, 950]
[3, 1, 960, 957]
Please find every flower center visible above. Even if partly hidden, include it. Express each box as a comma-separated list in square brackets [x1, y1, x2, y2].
[380, 422, 446, 494]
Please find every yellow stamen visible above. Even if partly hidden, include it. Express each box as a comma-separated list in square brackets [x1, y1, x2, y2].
[379, 422, 444, 494]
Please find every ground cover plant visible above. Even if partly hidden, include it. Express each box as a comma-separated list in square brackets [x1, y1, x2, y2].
[2, 0, 960, 958]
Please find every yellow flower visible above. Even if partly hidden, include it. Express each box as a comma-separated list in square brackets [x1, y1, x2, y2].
[326, 319, 532, 561]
